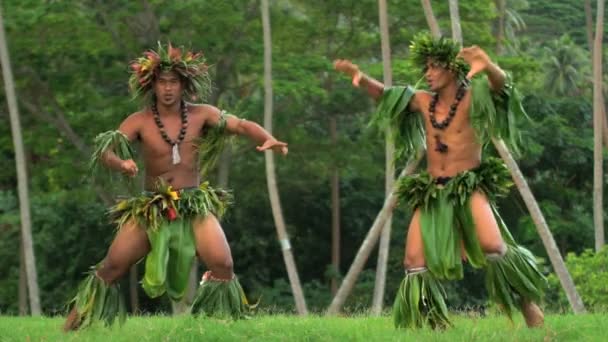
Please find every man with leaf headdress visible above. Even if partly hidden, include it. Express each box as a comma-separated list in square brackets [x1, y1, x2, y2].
[63, 43, 287, 331]
[334, 33, 545, 329]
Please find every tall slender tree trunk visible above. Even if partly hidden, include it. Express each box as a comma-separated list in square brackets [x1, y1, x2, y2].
[449, 0, 586, 313]
[494, 140, 587, 313]
[325, 72, 341, 296]
[420, 0, 441, 38]
[592, 0, 605, 251]
[0, 5, 41, 315]
[584, 0, 608, 149]
[448, 2, 462, 45]
[448, 0, 462, 44]
[371, 0, 395, 315]
[327, 159, 421, 314]
[19, 238, 28, 315]
[261, 0, 308, 315]
[329, 115, 341, 295]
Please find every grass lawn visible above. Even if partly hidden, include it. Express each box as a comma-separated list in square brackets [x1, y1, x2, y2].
[0, 313, 605, 341]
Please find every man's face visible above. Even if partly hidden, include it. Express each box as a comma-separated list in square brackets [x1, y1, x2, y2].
[154, 70, 183, 107]
[424, 60, 456, 92]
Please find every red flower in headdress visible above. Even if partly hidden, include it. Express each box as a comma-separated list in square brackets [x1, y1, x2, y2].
[144, 51, 160, 63]
[185, 51, 202, 62]
[168, 43, 182, 62]
[130, 63, 142, 73]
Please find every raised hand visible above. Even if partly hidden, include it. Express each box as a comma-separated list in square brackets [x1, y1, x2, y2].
[333, 59, 359, 76]
[120, 159, 138, 177]
[333, 59, 362, 86]
[457, 45, 492, 80]
[256, 139, 288, 155]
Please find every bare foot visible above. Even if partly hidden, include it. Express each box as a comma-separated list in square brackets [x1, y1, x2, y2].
[63, 307, 82, 332]
[521, 301, 544, 328]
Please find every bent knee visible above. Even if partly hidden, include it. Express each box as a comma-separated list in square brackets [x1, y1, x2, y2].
[481, 240, 507, 256]
[404, 252, 426, 270]
[97, 260, 128, 284]
[207, 257, 234, 274]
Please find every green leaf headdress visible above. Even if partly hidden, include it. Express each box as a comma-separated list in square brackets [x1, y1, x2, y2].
[409, 32, 469, 79]
[128, 42, 212, 103]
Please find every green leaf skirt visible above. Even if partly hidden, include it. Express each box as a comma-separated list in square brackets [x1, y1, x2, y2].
[109, 182, 232, 301]
[392, 157, 546, 328]
[67, 183, 251, 329]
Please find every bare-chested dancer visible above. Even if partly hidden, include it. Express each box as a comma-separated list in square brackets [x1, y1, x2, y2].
[334, 33, 545, 329]
[64, 43, 287, 331]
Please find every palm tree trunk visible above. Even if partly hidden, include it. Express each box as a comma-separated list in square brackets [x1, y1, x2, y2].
[19, 238, 28, 315]
[371, 0, 395, 315]
[592, 0, 605, 251]
[600, 100, 608, 147]
[420, 0, 441, 38]
[448, 0, 462, 44]
[327, 158, 421, 314]
[493, 140, 586, 313]
[449, 0, 587, 313]
[330, 115, 341, 295]
[584, 0, 608, 149]
[261, 0, 308, 315]
[0, 6, 41, 315]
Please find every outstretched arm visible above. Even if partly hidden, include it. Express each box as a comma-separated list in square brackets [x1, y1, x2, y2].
[205, 106, 288, 155]
[458, 46, 506, 92]
[334, 59, 385, 100]
[334, 59, 425, 112]
[101, 114, 141, 177]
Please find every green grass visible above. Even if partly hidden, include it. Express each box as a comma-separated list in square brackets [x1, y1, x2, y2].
[0, 313, 606, 341]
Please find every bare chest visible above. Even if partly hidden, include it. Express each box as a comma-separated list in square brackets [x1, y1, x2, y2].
[138, 114, 205, 157]
[420, 95, 474, 139]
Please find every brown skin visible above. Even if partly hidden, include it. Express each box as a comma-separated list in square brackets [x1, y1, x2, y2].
[104, 72, 288, 189]
[334, 46, 543, 328]
[64, 71, 287, 331]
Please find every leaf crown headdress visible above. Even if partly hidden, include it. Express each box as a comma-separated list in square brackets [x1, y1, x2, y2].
[409, 32, 469, 79]
[128, 42, 212, 103]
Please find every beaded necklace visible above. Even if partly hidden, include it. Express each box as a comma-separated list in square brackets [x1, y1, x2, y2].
[429, 81, 468, 130]
[152, 100, 188, 164]
[429, 81, 469, 154]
